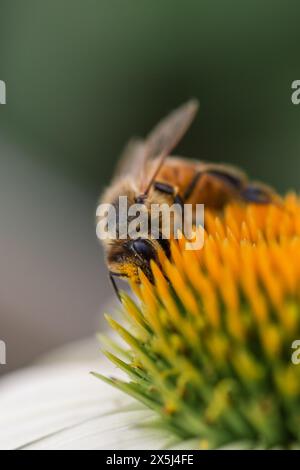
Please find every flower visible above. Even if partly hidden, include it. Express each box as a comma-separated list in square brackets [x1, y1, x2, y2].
[95, 194, 300, 449]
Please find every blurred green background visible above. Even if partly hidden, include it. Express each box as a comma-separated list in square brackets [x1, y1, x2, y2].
[1, 0, 300, 192]
[0, 0, 299, 372]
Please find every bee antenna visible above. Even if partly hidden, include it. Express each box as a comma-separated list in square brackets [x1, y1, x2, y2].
[109, 273, 122, 302]
[143, 153, 165, 196]
[142, 99, 199, 196]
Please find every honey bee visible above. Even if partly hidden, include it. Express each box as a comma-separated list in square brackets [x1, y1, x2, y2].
[98, 99, 278, 297]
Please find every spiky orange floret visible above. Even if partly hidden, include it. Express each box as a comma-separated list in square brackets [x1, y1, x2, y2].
[136, 195, 299, 331]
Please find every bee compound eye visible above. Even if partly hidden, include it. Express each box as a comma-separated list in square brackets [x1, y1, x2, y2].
[130, 239, 156, 261]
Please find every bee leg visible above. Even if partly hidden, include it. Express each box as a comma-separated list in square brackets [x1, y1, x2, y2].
[109, 273, 122, 302]
[154, 181, 184, 208]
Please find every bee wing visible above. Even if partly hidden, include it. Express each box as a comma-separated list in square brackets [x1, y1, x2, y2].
[141, 99, 199, 193]
[113, 99, 199, 193]
[113, 138, 146, 182]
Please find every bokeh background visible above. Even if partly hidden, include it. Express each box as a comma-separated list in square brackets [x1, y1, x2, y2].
[0, 0, 299, 373]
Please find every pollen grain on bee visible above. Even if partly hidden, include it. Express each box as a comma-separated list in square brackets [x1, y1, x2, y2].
[96, 196, 204, 250]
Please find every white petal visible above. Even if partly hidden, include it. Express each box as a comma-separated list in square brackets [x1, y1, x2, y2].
[0, 337, 173, 450]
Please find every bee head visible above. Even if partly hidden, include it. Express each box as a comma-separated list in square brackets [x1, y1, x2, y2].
[107, 237, 158, 283]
